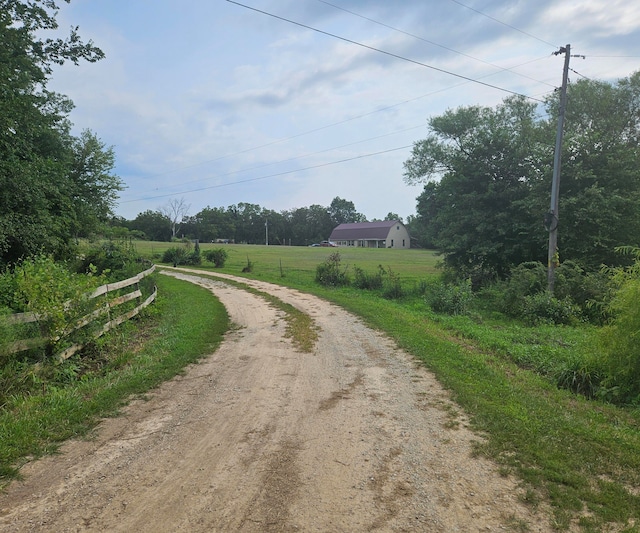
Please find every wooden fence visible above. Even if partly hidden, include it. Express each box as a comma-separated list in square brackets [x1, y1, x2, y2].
[3, 265, 157, 361]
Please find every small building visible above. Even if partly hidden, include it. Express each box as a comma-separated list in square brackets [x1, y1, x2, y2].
[329, 220, 410, 249]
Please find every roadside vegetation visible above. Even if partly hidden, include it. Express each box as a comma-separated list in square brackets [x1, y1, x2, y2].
[0, 271, 228, 483]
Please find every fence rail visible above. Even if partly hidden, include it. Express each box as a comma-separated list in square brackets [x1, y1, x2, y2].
[3, 265, 157, 361]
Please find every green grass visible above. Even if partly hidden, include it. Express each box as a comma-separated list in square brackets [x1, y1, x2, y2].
[0, 274, 228, 484]
[133, 241, 441, 285]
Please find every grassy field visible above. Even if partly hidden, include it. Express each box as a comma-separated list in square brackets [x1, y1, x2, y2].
[134, 241, 441, 284]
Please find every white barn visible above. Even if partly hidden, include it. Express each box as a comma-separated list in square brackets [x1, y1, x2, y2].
[329, 220, 410, 249]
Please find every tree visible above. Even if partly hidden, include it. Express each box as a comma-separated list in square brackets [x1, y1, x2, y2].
[129, 210, 172, 241]
[404, 97, 546, 282]
[0, 0, 116, 267]
[67, 129, 122, 237]
[160, 197, 190, 239]
[404, 75, 640, 282]
[328, 197, 366, 226]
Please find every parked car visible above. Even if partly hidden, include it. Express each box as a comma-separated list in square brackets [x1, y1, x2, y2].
[320, 241, 337, 247]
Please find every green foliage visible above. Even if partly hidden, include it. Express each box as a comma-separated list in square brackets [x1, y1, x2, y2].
[597, 248, 640, 404]
[0, 2, 120, 268]
[204, 248, 228, 268]
[315, 252, 350, 287]
[425, 278, 474, 315]
[352, 265, 383, 290]
[2, 256, 103, 353]
[381, 266, 404, 300]
[521, 292, 580, 326]
[405, 73, 640, 281]
[74, 240, 142, 280]
[162, 245, 200, 266]
[484, 261, 608, 325]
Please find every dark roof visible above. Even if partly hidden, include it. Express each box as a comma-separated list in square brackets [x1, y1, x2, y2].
[329, 220, 402, 240]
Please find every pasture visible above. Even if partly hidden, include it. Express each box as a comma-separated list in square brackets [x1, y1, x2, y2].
[133, 241, 442, 284]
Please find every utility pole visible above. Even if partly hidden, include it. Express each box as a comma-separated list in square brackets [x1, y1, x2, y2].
[547, 44, 571, 294]
[265, 219, 269, 246]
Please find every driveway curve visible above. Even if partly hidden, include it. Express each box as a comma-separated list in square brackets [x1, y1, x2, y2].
[0, 268, 550, 532]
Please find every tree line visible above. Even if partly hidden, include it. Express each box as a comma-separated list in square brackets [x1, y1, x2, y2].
[113, 197, 405, 246]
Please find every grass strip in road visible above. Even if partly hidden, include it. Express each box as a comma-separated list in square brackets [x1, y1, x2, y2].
[161, 268, 319, 354]
[0, 274, 228, 485]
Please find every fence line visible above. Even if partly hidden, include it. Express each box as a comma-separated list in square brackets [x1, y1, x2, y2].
[3, 265, 157, 361]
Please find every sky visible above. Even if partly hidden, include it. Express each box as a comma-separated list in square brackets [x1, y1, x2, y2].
[47, 0, 640, 222]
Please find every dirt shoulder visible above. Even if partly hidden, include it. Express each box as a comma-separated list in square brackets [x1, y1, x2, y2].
[0, 268, 551, 532]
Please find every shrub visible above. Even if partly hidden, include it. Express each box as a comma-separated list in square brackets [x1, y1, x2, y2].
[162, 246, 200, 266]
[381, 267, 404, 300]
[315, 252, 349, 287]
[521, 292, 579, 326]
[353, 265, 383, 290]
[204, 248, 228, 268]
[4, 256, 104, 354]
[426, 278, 474, 315]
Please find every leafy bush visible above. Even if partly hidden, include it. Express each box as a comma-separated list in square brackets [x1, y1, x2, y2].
[162, 246, 200, 266]
[204, 248, 228, 268]
[315, 252, 349, 287]
[74, 240, 146, 282]
[555, 356, 602, 399]
[352, 265, 383, 290]
[381, 267, 404, 300]
[521, 292, 579, 326]
[426, 278, 473, 315]
[2, 256, 104, 354]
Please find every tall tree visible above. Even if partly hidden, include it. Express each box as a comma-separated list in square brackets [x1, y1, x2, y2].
[404, 97, 546, 281]
[0, 0, 117, 267]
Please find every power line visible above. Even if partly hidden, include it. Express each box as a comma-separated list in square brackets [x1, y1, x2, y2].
[125, 124, 425, 196]
[448, 0, 559, 49]
[316, 0, 556, 89]
[226, 0, 545, 103]
[120, 145, 412, 204]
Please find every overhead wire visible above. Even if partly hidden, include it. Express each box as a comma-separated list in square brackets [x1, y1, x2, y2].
[124, 1, 562, 204]
[448, 0, 560, 49]
[120, 145, 412, 203]
[124, 124, 426, 198]
[225, 0, 545, 103]
[316, 0, 557, 89]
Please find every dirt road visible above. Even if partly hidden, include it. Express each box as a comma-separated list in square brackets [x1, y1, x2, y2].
[0, 269, 550, 532]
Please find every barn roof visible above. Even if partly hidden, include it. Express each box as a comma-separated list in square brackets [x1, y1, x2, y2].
[330, 220, 402, 240]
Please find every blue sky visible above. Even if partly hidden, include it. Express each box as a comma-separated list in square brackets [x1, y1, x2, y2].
[48, 0, 640, 221]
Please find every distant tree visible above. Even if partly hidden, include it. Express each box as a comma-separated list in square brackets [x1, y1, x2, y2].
[130, 210, 171, 241]
[384, 212, 402, 222]
[160, 197, 190, 239]
[328, 197, 366, 226]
